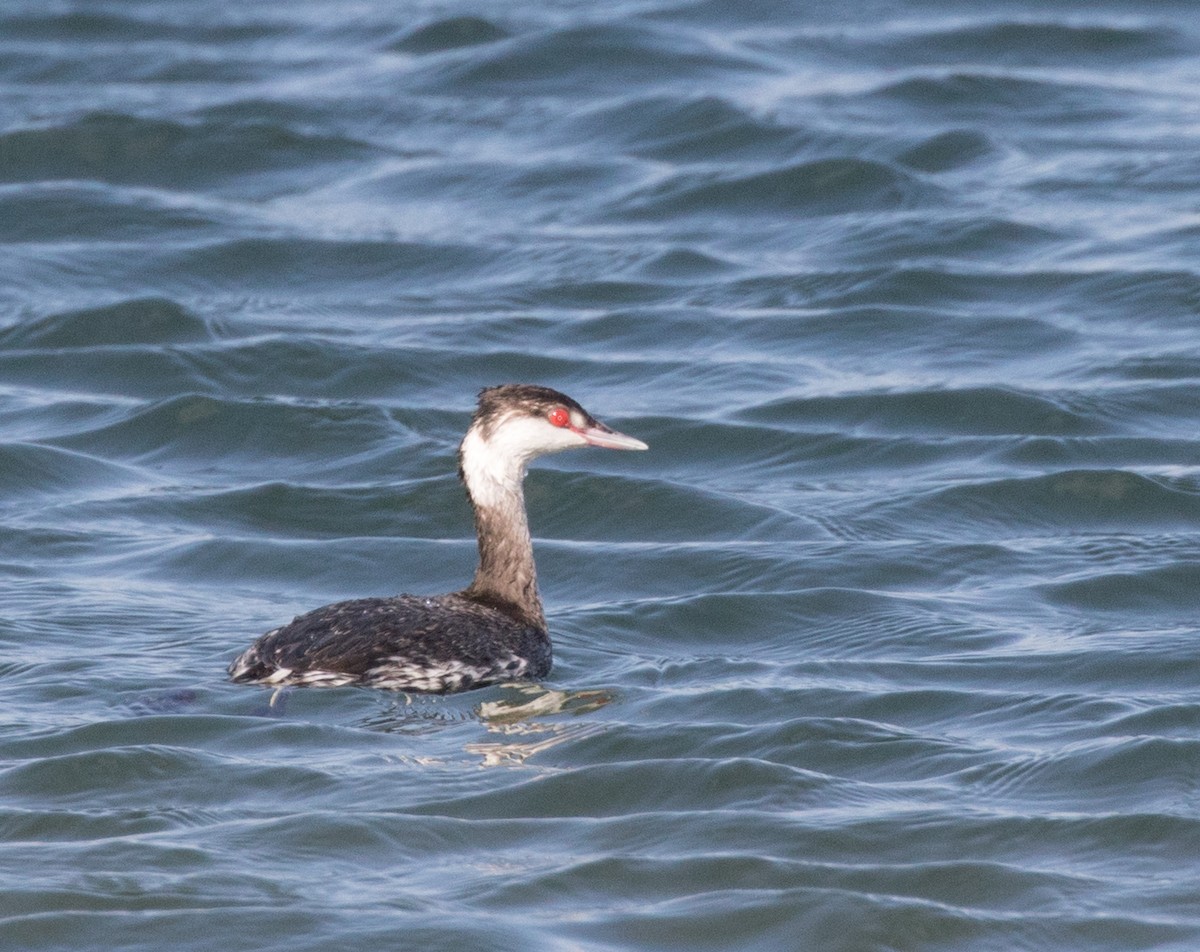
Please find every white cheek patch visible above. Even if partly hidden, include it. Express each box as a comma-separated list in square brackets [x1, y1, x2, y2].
[460, 416, 586, 509]
[495, 415, 585, 460]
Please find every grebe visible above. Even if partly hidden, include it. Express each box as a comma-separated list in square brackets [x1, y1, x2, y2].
[228, 384, 647, 694]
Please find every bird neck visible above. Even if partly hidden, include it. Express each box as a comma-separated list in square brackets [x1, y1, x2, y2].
[459, 429, 546, 628]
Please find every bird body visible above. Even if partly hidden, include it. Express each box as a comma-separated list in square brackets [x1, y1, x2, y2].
[228, 385, 646, 693]
[228, 594, 550, 693]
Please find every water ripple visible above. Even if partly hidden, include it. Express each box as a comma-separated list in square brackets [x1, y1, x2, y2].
[3, 0, 1200, 949]
[0, 112, 377, 191]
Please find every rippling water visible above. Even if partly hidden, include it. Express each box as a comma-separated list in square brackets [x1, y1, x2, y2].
[3, 2, 1200, 949]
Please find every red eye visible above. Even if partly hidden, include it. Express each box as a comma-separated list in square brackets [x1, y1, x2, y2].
[548, 407, 570, 428]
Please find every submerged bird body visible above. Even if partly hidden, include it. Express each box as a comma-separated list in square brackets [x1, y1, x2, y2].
[228, 594, 551, 693]
[228, 385, 646, 694]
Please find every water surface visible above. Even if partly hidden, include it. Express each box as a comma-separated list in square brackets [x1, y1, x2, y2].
[2, 1, 1200, 949]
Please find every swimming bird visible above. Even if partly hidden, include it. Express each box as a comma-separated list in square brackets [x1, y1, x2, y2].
[228, 384, 648, 693]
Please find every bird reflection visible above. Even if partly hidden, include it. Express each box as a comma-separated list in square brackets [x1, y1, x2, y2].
[357, 683, 615, 765]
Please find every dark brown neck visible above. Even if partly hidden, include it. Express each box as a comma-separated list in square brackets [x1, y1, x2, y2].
[462, 489, 545, 630]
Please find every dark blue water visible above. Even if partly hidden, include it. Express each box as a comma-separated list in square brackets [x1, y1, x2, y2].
[3, 2, 1200, 949]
